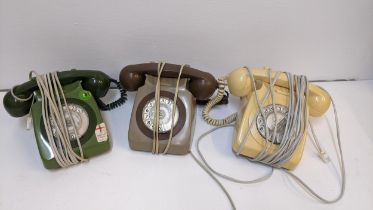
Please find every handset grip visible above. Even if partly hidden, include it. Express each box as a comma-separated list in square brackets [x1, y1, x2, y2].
[227, 67, 331, 117]
[119, 63, 218, 101]
[3, 70, 111, 117]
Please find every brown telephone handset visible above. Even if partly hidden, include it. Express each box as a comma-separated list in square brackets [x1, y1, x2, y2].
[120, 62, 223, 155]
[203, 67, 331, 170]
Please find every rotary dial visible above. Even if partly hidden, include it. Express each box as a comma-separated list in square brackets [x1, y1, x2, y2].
[142, 97, 179, 133]
[50, 103, 89, 141]
[256, 104, 288, 144]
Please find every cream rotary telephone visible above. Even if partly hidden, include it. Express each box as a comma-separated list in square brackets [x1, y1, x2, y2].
[200, 66, 345, 206]
[204, 67, 331, 169]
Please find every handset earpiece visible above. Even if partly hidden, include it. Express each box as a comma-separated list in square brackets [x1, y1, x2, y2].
[227, 67, 253, 97]
[81, 74, 111, 98]
[226, 67, 264, 98]
[80, 72, 127, 111]
[308, 85, 331, 117]
[3, 89, 34, 117]
[188, 77, 217, 101]
[119, 67, 146, 91]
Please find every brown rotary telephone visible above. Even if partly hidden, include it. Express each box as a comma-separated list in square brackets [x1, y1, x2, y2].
[120, 62, 226, 155]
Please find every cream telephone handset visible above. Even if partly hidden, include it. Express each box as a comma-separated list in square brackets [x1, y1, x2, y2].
[201, 67, 345, 204]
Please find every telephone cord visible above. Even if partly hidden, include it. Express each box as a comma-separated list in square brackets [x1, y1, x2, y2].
[237, 68, 283, 163]
[32, 71, 87, 167]
[152, 62, 186, 155]
[96, 78, 127, 111]
[162, 64, 185, 154]
[240, 67, 345, 202]
[202, 71, 281, 128]
[150, 62, 240, 208]
[152, 62, 165, 153]
[194, 124, 275, 183]
[240, 68, 308, 167]
[309, 122, 324, 155]
[190, 151, 237, 210]
[202, 77, 237, 126]
[190, 124, 274, 210]
[282, 89, 345, 204]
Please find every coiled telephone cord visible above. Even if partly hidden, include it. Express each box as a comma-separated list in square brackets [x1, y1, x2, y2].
[202, 77, 237, 126]
[96, 79, 127, 111]
[197, 67, 345, 209]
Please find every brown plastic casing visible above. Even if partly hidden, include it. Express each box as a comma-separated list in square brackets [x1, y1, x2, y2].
[128, 75, 196, 155]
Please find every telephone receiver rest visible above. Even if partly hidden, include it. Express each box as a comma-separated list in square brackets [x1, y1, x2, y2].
[3, 70, 112, 118]
[119, 63, 219, 101]
[227, 67, 331, 117]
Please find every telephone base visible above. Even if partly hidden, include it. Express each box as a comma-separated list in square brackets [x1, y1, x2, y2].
[127, 75, 196, 155]
[31, 82, 112, 169]
[232, 82, 307, 170]
[128, 139, 191, 155]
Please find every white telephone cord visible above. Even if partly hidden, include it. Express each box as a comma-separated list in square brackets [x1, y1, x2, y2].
[152, 62, 185, 155]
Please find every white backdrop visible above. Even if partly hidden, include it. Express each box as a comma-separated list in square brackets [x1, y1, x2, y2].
[1, 0, 373, 89]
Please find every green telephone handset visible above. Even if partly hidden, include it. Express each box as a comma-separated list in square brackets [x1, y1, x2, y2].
[3, 70, 127, 169]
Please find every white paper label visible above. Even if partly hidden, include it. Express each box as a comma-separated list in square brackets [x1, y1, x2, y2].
[95, 123, 108, 142]
[26, 115, 33, 130]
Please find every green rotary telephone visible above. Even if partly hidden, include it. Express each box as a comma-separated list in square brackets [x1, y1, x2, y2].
[3, 70, 127, 169]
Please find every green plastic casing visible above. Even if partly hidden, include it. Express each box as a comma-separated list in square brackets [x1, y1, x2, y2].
[31, 81, 111, 169]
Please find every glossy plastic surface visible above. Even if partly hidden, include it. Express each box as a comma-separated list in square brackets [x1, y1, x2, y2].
[31, 81, 111, 169]
[3, 70, 111, 117]
[227, 67, 331, 170]
[128, 75, 196, 155]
